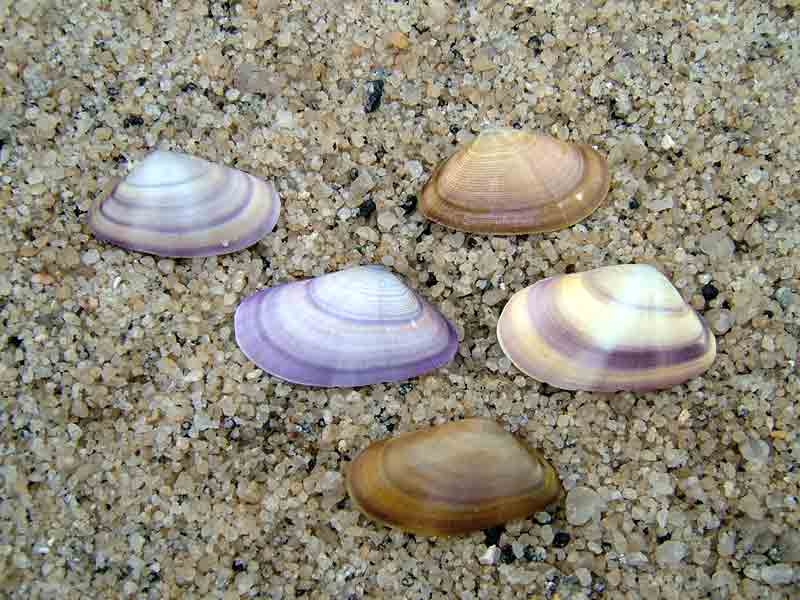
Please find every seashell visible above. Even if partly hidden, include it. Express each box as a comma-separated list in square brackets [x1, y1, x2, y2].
[497, 264, 717, 392]
[234, 265, 458, 387]
[89, 150, 280, 257]
[346, 418, 562, 536]
[420, 128, 610, 234]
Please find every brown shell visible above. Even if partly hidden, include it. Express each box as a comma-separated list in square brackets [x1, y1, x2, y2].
[420, 128, 610, 234]
[345, 418, 562, 536]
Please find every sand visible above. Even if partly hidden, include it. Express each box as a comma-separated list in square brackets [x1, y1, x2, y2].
[1, 0, 799, 598]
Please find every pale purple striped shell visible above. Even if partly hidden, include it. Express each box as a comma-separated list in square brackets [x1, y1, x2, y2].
[89, 151, 280, 257]
[234, 266, 459, 387]
[497, 264, 717, 392]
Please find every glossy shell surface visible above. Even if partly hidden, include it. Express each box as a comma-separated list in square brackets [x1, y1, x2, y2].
[234, 266, 458, 387]
[89, 150, 280, 257]
[346, 418, 562, 536]
[497, 264, 717, 392]
[420, 128, 610, 234]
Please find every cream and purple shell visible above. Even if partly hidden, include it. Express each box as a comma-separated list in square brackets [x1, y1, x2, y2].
[89, 151, 280, 257]
[497, 264, 716, 392]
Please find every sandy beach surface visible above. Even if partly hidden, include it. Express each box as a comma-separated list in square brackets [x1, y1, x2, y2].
[1, 1, 799, 598]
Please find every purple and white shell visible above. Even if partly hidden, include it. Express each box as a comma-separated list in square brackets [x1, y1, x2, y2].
[497, 264, 717, 392]
[234, 266, 459, 387]
[88, 151, 280, 257]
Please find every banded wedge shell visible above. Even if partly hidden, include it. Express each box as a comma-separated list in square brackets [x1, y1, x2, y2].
[420, 128, 610, 234]
[497, 264, 717, 392]
[346, 418, 562, 536]
[89, 150, 280, 257]
[234, 265, 458, 387]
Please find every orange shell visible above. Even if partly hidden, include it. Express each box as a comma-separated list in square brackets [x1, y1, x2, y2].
[345, 418, 562, 536]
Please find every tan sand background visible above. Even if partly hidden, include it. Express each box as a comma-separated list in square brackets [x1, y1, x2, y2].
[1, 0, 799, 598]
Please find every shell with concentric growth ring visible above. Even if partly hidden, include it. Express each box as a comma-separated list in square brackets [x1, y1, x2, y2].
[345, 418, 562, 536]
[234, 265, 458, 387]
[420, 128, 610, 234]
[89, 150, 280, 257]
[497, 264, 717, 391]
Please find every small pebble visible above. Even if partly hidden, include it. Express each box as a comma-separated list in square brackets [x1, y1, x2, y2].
[351, 171, 376, 197]
[157, 259, 175, 274]
[540, 525, 555, 546]
[31, 272, 55, 285]
[718, 531, 736, 556]
[775, 287, 794, 308]
[552, 532, 571, 548]
[511, 542, 526, 560]
[566, 486, 606, 526]
[761, 564, 794, 585]
[650, 472, 675, 496]
[624, 552, 649, 567]
[645, 195, 674, 211]
[357, 199, 376, 218]
[81, 249, 100, 265]
[275, 110, 294, 129]
[701, 283, 719, 302]
[499, 544, 515, 564]
[655, 541, 687, 566]
[426, 0, 448, 23]
[780, 530, 800, 562]
[377, 211, 399, 231]
[123, 115, 144, 128]
[472, 49, 495, 72]
[365, 80, 385, 113]
[705, 308, 734, 334]
[524, 545, 546, 562]
[401, 195, 417, 215]
[739, 438, 770, 465]
[406, 161, 424, 179]
[699, 231, 735, 260]
[233, 62, 277, 96]
[386, 31, 410, 49]
[355, 226, 379, 243]
[483, 526, 504, 547]
[575, 567, 592, 587]
[478, 546, 501, 566]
